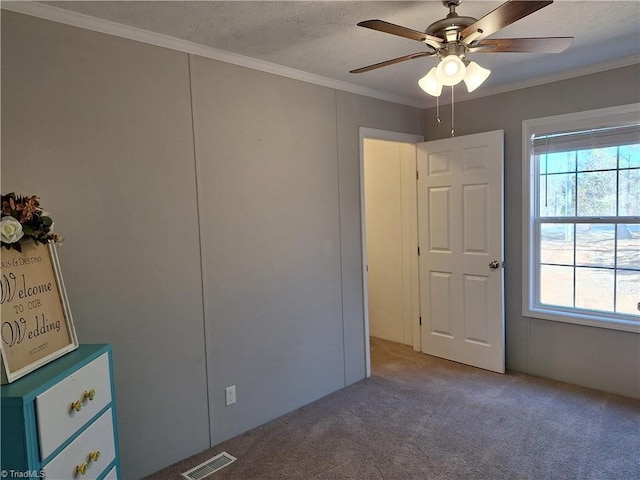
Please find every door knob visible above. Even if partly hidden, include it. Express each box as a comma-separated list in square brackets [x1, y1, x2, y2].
[489, 260, 500, 270]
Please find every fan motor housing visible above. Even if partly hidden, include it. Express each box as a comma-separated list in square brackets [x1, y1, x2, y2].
[425, 15, 477, 41]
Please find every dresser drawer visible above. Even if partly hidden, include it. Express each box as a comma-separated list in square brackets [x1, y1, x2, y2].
[43, 408, 116, 480]
[36, 352, 112, 459]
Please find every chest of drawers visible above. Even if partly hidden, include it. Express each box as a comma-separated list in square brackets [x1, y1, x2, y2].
[1, 344, 120, 480]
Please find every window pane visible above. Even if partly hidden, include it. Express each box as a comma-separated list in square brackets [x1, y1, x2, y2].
[575, 267, 614, 312]
[540, 173, 575, 217]
[538, 154, 547, 175]
[546, 151, 575, 174]
[619, 168, 640, 216]
[616, 269, 640, 317]
[577, 146, 617, 171]
[575, 224, 615, 267]
[619, 145, 640, 168]
[540, 223, 574, 265]
[577, 171, 616, 216]
[540, 265, 574, 307]
[617, 225, 640, 269]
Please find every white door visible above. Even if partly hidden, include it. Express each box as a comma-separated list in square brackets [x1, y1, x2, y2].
[417, 130, 505, 373]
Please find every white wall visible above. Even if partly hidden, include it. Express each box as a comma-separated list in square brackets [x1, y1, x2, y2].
[364, 139, 416, 346]
[423, 64, 640, 399]
[1, 11, 424, 478]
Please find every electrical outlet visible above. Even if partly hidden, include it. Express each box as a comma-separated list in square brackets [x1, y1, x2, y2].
[225, 386, 236, 406]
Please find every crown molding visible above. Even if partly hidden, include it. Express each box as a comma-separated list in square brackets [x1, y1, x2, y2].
[1, 1, 429, 109]
[3, 2, 637, 111]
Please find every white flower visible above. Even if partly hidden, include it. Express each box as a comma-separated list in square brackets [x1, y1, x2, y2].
[0, 216, 24, 244]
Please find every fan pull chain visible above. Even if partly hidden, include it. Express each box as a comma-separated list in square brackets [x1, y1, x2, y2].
[436, 94, 441, 126]
[451, 86, 455, 137]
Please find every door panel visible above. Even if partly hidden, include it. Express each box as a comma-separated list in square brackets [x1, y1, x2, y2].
[429, 187, 452, 250]
[430, 271, 453, 337]
[418, 131, 505, 373]
[463, 184, 489, 253]
[463, 274, 490, 345]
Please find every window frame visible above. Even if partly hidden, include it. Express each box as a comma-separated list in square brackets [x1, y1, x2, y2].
[522, 103, 640, 333]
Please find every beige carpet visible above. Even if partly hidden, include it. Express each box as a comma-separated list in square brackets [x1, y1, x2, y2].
[146, 337, 640, 479]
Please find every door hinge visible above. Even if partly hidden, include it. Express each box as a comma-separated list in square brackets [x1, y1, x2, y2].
[419, 316, 422, 326]
[417, 246, 420, 256]
[416, 170, 419, 180]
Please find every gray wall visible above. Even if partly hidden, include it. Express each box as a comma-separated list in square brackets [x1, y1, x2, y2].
[1, 11, 423, 479]
[423, 64, 640, 399]
[2, 12, 210, 478]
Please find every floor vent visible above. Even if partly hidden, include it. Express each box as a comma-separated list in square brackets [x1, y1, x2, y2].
[182, 452, 237, 480]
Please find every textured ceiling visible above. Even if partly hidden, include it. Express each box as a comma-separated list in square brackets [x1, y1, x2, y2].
[32, 1, 640, 106]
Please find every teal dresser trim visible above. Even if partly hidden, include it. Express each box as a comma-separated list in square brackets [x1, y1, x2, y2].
[1, 344, 121, 479]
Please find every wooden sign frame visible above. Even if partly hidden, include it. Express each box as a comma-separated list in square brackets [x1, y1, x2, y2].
[1, 241, 78, 384]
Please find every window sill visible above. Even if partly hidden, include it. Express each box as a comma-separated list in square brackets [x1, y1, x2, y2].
[524, 306, 640, 334]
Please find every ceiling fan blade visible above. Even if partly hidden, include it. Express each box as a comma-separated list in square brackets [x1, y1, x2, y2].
[357, 20, 443, 49]
[350, 51, 435, 74]
[460, 1, 554, 44]
[469, 37, 573, 53]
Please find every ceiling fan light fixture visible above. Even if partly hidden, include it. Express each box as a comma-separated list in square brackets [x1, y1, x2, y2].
[435, 54, 466, 86]
[463, 61, 491, 92]
[418, 67, 443, 97]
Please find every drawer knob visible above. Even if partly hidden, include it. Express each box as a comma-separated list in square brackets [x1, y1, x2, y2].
[71, 400, 83, 412]
[89, 450, 101, 462]
[76, 462, 88, 475]
[83, 389, 96, 401]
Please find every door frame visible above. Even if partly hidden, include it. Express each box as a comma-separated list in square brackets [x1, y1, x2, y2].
[359, 127, 424, 377]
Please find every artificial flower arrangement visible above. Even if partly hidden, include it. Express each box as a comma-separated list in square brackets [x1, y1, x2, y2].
[1, 192, 61, 252]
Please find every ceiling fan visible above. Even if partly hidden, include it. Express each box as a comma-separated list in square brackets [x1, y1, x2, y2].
[350, 0, 573, 96]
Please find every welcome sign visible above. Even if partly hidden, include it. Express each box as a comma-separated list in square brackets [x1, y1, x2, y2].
[0, 242, 77, 383]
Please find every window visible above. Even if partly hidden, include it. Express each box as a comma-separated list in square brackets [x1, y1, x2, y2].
[523, 104, 640, 332]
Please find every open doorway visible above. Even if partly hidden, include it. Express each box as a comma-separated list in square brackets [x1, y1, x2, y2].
[359, 128, 423, 377]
